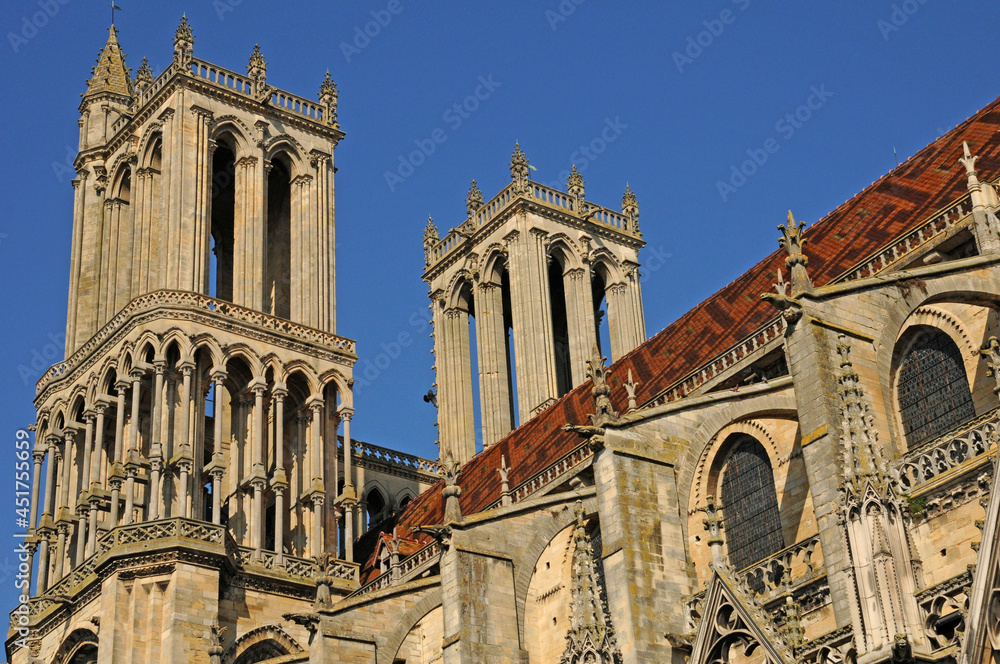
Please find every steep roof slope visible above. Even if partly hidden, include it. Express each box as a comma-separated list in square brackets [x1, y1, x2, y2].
[361, 96, 1000, 579]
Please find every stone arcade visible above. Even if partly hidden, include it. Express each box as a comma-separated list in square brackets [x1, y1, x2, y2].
[11, 17, 1000, 664]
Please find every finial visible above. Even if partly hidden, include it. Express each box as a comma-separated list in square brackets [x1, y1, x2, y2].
[440, 453, 463, 524]
[960, 141, 979, 178]
[134, 57, 153, 94]
[173, 15, 194, 69]
[981, 337, 1000, 397]
[568, 164, 585, 201]
[622, 183, 640, 235]
[466, 180, 484, 218]
[498, 455, 512, 506]
[777, 210, 812, 294]
[700, 495, 726, 565]
[586, 344, 618, 427]
[319, 71, 338, 125]
[510, 142, 529, 193]
[835, 335, 890, 496]
[247, 44, 268, 98]
[624, 369, 639, 412]
[422, 216, 439, 266]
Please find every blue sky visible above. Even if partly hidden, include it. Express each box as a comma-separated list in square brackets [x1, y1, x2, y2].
[0, 0, 997, 612]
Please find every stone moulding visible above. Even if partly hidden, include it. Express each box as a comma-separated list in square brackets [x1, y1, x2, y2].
[423, 179, 643, 277]
[35, 289, 357, 399]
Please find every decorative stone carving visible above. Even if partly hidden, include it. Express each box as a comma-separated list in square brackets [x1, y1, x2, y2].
[423, 216, 439, 266]
[173, 15, 194, 69]
[247, 44, 268, 100]
[777, 210, 812, 294]
[319, 70, 338, 126]
[561, 501, 622, 664]
[587, 344, 617, 427]
[510, 142, 530, 194]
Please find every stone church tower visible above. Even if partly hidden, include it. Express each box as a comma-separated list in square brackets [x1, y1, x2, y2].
[9, 19, 445, 664]
[423, 149, 646, 462]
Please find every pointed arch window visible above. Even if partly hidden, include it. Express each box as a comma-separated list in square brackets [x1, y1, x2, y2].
[720, 437, 784, 570]
[897, 328, 975, 447]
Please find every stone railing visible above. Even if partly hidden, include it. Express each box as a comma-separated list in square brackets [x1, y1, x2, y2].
[835, 196, 972, 283]
[190, 59, 329, 125]
[344, 440, 442, 477]
[426, 180, 640, 268]
[894, 408, 999, 492]
[350, 540, 441, 598]
[499, 443, 594, 507]
[737, 534, 821, 600]
[645, 316, 788, 407]
[916, 569, 971, 652]
[36, 289, 356, 395]
[235, 547, 357, 583]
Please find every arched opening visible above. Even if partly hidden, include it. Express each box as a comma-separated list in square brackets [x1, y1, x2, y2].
[210, 141, 236, 301]
[222, 356, 254, 544]
[592, 266, 611, 361]
[548, 253, 572, 397]
[266, 155, 292, 318]
[720, 436, 784, 572]
[232, 639, 290, 664]
[139, 135, 163, 294]
[284, 371, 312, 558]
[366, 487, 387, 527]
[896, 327, 975, 447]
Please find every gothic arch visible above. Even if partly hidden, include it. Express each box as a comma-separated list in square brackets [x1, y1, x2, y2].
[222, 625, 303, 664]
[263, 135, 308, 176]
[136, 123, 163, 165]
[317, 369, 351, 407]
[547, 233, 583, 270]
[281, 361, 319, 393]
[678, 390, 798, 518]
[189, 334, 225, 369]
[481, 243, 510, 283]
[51, 627, 98, 664]
[381, 588, 443, 664]
[590, 250, 624, 283]
[209, 116, 254, 158]
[159, 329, 194, 363]
[221, 344, 264, 379]
[690, 419, 784, 515]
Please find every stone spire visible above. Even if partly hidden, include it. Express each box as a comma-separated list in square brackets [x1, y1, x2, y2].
[586, 344, 618, 427]
[133, 57, 154, 96]
[441, 454, 463, 524]
[621, 184, 640, 235]
[319, 71, 338, 126]
[247, 44, 268, 99]
[85, 26, 133, 99]
[510, 142, 530, 194]
[777, 210, 812, 294]
[561, 501, 622, 664]
[835, 335, 890, 496]
[422, 216, 439, 266]
[466, 180, 484, 218]
[568, 165, 585, 209]
[173, 15, 194, 69]
[623, 369, 639, 412]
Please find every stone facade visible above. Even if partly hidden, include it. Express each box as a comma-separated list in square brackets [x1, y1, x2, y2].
[11, 17, 1000, 664]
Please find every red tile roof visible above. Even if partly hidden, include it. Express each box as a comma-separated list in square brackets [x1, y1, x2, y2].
[358, 97, 1000, 581]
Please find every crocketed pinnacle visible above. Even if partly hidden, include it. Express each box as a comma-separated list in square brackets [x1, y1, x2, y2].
[85, 26, 133, 98]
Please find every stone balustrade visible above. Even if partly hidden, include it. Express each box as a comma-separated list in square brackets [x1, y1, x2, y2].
[737, 534, 821, 600]
[894, 408, 999, 492]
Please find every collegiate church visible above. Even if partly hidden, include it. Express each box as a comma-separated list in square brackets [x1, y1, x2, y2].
[10, 17, 1000, 664]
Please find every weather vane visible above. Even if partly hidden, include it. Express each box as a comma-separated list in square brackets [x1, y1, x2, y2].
[109, 2, 122, 26]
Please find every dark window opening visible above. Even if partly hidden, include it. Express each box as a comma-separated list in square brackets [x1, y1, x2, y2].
[898, 328, 975, 446]
[721, 437, 784, 574]
[549, 259, 572, 396]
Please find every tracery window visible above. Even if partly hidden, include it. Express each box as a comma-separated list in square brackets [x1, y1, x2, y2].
[720, 437, 784, 571]
[897, 329, 975, 447]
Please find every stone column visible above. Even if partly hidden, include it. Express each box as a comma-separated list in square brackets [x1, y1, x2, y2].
[177, 363, 194, 518]
[439, 307, 475, 463]
[474, 282, 513, 447]
[124, 369, 143, 523]
[341, 408, 353, 495]
[271, 387, 287, 562]
[250, 382, 267, 558]
[149, 362, 166, 520]
[310, 399, 326, 557]
[210, 462, 225, 525]
[190, 107, 214, 293]
[86, 405, 105, 556]
[112, 380, 127, 465]
[42, 436, 57, 521]
[356, 445, 366, 536]
[29, 444, 44, 533]
[564, 265, 594, 386]
[506, 226, 559, 419]
[312, 154, 335, 332]
[36, 534, 50, 593]
[343, 498, 354, 562]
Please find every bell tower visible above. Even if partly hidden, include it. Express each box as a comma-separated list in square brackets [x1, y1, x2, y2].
[16, 19, 366, 664]
[423, 144, 646, 463]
